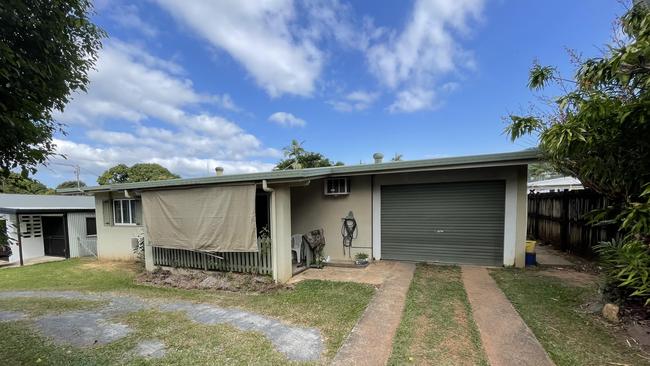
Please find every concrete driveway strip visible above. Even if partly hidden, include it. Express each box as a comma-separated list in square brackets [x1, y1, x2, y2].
[461, 266, 555, 366]
[332, 261, 415, 366]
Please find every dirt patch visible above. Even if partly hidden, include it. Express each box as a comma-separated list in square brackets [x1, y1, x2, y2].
[537, 268, 600, 286]
[435, 302, 478, 366]
[136, 268, 287, 293]
[79, 260, 138, 272]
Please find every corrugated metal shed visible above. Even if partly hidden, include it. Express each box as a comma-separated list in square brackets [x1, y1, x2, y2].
[67, 212, 97, 257]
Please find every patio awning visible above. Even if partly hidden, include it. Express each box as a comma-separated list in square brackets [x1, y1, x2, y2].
[141, 184, 258, 252]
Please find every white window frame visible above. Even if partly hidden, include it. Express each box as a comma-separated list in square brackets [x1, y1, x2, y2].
[324, 177, 350, 196]
[113, 199, 137, 226]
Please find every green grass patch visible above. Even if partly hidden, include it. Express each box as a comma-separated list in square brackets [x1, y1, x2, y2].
[0, 258, 374, 363]
[491, 269, 650, 366]
[389, 264, 487, 366]
[0, 310, 306, 365]
[0, 297, 105, 316]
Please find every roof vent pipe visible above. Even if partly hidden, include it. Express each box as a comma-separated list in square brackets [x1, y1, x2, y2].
[373, 153, 384, 164]
[215, 167, 224, 176]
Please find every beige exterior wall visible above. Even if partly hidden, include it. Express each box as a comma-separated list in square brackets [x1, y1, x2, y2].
[291, 165, 528, 267]
[515, 165, 528, 267]
[271, 185, 293, 283]
[95, 192, 142, 260]
[291, 176, 372, 262]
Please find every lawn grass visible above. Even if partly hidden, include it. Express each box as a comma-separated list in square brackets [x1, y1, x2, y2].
[0, 310, 300, 366]
[388, 264, 487, 366]
[0, 297, 106, 316]
[491, 269, 650, 366]
[0, 258, 375, 364]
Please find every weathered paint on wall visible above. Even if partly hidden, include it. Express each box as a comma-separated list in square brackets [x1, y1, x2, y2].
[95, 192, 141, 260]
[291, 176, 372, 262]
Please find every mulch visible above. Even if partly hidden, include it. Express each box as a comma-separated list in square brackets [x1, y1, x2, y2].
[136, 268, 290, 293]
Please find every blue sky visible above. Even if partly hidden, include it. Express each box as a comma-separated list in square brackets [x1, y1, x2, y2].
[37, 0, 623, 187]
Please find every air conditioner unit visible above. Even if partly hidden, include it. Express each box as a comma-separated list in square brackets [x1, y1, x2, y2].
[324, 178, 350, 196]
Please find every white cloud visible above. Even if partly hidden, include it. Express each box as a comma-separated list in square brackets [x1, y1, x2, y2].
[329, 90, 379, 112]
[389, 88, 436, 113]
[367, 0, 484, 112]
[156, 0, 323, 97]
[58, 40, 241, 126]
[50, 139, 276, 182]
[109, 4, 158, 38]
[50, 39, 280, 183]
[268, 112, 306, 127]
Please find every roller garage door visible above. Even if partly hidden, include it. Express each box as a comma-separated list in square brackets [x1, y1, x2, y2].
[381, 181, 505, 266]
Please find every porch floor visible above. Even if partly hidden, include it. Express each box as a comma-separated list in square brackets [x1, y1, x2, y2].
[0, 256, 66, 269]
[288, 260, 403, 285]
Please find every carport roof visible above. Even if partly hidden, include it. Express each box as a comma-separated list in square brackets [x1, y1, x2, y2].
[58, 149, 539, 194]
[0, 193, 94, 213]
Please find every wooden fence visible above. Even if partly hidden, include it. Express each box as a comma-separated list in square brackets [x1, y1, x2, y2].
[527, 190, 618, 257]
[152, 245, 273, 275]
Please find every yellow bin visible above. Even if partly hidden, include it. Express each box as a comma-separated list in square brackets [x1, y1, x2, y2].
[525, 240, 536, 253]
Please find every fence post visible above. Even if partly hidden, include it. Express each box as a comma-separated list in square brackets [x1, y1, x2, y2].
[533, 194, 540, 238]
[560, 190, 570, 251]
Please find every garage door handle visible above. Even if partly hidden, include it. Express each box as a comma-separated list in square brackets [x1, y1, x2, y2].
[435, 229, 445, 233]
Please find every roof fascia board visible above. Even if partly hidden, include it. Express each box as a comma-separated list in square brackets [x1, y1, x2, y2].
[59, 150, 538, 194]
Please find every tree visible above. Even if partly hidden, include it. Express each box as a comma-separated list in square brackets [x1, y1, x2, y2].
[275, 140, 343, 170]
[528, 162, 560, 181]
[0, 172, 52, 194]
[97, 163, 180, 185]
[507, 3, 650, 304]
[97, 164, 130, 185]
[56, 180, 87, 189]
[0, 1, 105, 176]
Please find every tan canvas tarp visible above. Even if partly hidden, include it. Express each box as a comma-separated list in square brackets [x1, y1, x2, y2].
[142, 184, 258, 252]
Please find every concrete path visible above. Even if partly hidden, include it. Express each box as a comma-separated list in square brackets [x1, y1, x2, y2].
[289, 260, 402, 286]
[461, 266, 554, 366]
[535, 246, 575, 266]
[0, 290, 322, 362]
[332, 261, 415, 366]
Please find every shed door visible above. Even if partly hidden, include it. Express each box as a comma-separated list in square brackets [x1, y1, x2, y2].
[381, 181, 505, 266]
[42, 216, 67, 258]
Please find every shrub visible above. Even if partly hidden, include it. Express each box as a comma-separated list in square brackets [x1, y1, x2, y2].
[595, 239, 650, 305]
[354, 252, 369, 261]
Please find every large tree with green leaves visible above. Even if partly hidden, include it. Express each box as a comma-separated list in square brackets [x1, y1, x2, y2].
[56, 180, 86, 189]
[0, 172, 52, 194]
[97, 163, 180, 185]
[275, 140, 344, 170]
[0, 0, 104, 175]
[507, 2, 650, 304]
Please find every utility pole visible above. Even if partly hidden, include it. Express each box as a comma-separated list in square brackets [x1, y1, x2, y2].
[75, 165, 81, 189]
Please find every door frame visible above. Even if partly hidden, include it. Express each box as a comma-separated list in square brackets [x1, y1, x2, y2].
[40, 213, 70, 258]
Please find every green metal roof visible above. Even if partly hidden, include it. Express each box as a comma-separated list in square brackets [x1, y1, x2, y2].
[57, 149, 539, 194]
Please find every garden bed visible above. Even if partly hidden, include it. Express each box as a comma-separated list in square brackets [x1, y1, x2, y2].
[136, 268, 287, 293]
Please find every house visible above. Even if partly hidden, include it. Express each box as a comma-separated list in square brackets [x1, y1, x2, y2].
[59, 150, 537, 282]
[0, 194, 96, 266]
[528, 176, 583, 192]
